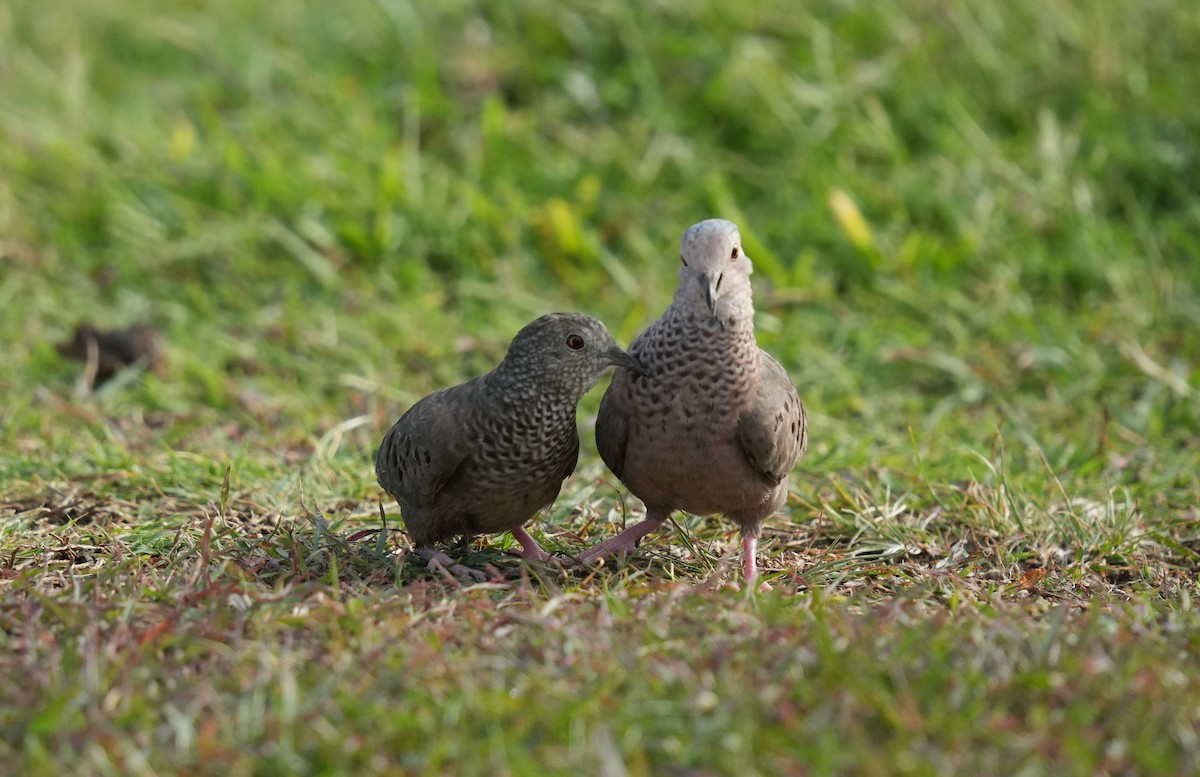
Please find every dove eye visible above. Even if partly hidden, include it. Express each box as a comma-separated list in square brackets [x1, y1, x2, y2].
[566, 334, 585, 351]
[731, 246, 740, 260]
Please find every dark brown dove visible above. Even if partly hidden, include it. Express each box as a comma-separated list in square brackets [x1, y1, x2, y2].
[376, 313, 644, 580]
[581, 219, 807, 587]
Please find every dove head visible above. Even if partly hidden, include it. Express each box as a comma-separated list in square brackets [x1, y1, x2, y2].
[497, 312, 645, 398]
[677, 218, 754, 323]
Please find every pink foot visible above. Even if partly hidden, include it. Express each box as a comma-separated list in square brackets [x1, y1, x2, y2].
[743, 534, 772, 592]
[509, 526, 551, 562]
[416, 547, 487, 582]
[577, 516, 667, 566]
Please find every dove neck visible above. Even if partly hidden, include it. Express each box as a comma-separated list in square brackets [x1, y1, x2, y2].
[672, 277, 755, 329]
[667, 295, 756, 339]
[486, 366, 582, 412]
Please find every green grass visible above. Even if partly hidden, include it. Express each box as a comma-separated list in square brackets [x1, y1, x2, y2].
[2, 0, 1199, 773]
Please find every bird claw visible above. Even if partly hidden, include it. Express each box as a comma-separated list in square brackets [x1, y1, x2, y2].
[508, 546, 552, 562]
[544, 551, 585, 570]
[726, 578, 773, 593]
[576, 516, 667, 566]
[508, 526, 551, 562]
[742, 534, 772, 592]
[418, 548, 488, 582]
[429, 559, 488, 582]
[576, 536, 641, 566]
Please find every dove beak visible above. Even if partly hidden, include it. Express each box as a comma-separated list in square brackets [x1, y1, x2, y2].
[699, 272, 722, 316]
[607, 347, 648, 377]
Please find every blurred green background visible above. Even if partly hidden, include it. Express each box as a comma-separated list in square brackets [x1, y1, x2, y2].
[5, 0, 1196, 440]
[4, 1, 1198, 484]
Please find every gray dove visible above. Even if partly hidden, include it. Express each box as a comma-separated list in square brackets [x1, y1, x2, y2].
[376, 312, 644, 580]
[580, 219, 807, 587]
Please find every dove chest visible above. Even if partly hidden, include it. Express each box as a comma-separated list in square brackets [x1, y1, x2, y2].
[466, 400, 579, 502]
[631, 317, 760, 443]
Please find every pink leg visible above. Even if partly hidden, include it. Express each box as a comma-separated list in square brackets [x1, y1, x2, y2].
[509, 525, 551, 562]
[743, 534, 772, 592]
[416, 546, 487, 582]
[577, 512, 669, 565]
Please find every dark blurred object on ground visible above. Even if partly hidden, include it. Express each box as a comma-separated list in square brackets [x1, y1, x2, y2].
[56, 324, 163, 390]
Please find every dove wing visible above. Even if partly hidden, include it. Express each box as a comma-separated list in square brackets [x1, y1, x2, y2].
[736, 351, 807, 484]
[595, 372, 633, 480]
[375, 381, 478, 508]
